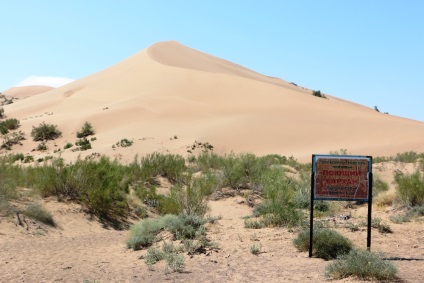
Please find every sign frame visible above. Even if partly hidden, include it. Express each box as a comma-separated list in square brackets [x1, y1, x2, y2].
[309, 154, 373, 257]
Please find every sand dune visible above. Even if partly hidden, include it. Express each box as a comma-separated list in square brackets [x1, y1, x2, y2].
[2, 85, 54, 99]
[2, 41, 424, 162]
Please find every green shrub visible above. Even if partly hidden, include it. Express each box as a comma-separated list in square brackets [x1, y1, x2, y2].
[373, 175, 389, 196]
[36, 142, 48, 151]
[1, 131, 25, 150]
[22, 202, 56, 226]
[64, 142, 73, 149]
[76, 121, 95, 138]
[75, 137, 92, 151]
[115, 138, 133, 148]
[395, 170, 424, 206]
[144, 247, 164, 266]
[394, 151, 420, 163]
[253, 168, 304, 227]
[0, 107, 4, 119]
[31, 122, 62, 141]
[390, 205, 424, 223]
[126, 218, 164, 250]
[371, 218, 392, 233]
[250, 244, 262, 255]
[0, 118, 20, 134]
[325, 249, 398, 281]
[293, 228, 353, 260]
[135, 152, 186, 184]
[23, 155, 34, 163]
[165, 252, 185, 273]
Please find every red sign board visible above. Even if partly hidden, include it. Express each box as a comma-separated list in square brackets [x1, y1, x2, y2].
[313, 155, 371, 201]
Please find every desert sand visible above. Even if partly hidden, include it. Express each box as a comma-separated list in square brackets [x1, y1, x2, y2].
[1, 41, 424, 282]
[1, 41, 424, 163]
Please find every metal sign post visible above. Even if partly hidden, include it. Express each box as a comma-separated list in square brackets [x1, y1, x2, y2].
[309, 155, 373, 257]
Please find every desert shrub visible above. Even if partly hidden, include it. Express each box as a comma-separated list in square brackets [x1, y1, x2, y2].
[373, 174, 389, 196]
[75, 137, 92, 151]
[0, 107, 4, 119]
[36, 142, 47, 151]
[293, 228, 353, 260]
[371, 217, 392, 233]
[395, 170, 424, 206]
[375, 190, 396, 207]
[31, 122, 62, 141]
[162, 214, 206, 240]
[0, 162, 18, 214]
[10, 153, 25, 162]
[135, 152, 186, 184]
[127, 214, 207, 251]
[390, 205, 424, 223]
[163, 173, 215, 216]
[144, 247, 164, 266]
[165, 252, 185, 273]
[394, 151, 420, 163]
[114, 138, 133, 148]
[126, 218, 164, 250]
[253, 168, 304, 227]
[312, 90, 325, 98]
[1, 131, 25, 150]
[23, 155, 34, 163]
[325, 249, 397, 281]
[244, 218, 265, 229]
[250, 244, 262, 255]
[76, 121, 95, 138]
[31, 156, 130, 219]
[22, 202, 56, 227]
[0, 118, 20, 134]
[64, 142, 73, 149]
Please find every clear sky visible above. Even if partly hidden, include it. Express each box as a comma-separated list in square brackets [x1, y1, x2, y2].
[1, 1, 423, 121]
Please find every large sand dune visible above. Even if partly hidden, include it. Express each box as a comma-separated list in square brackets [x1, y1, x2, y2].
[2, 41, 424, 162]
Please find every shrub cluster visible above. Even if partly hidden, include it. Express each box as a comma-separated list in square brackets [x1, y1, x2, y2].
[325, 249, 397, 281]
[395, 170, 424, 206]
[0, 118, 20, 134]
[76, 122, 95, 138]
[293, 228, 353, 260]
[31, 122, 62, 141]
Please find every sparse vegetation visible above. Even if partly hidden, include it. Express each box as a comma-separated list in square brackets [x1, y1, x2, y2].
[312, 90, 326, 98]
[395, 170, 424, 206]
[0, 118, 20, 134]
[325, 249, 398, 281]
[31, 122, 62, 141]
[293, 228, 353, 260]
[75, 137, 92, 151]
[22, 202, 56, 227]
[76, 121, 95, 138]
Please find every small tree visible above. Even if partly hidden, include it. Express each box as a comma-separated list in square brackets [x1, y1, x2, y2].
[76, 121, 95, 138]
[31, 122, 62, 141]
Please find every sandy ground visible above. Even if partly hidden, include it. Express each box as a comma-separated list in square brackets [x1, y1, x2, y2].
[1, 162, 423, 283]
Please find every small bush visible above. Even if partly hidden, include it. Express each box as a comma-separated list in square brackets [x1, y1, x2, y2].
[64, 142, 73, 149]
[312, 90, 326, 98]
[293, 228, 352, 260]
[115, 138, 133, 148]
[0, 118, 20, 134]
[75, 138, 92, 151]
[1, 131, 25, 150]
[76, 122, 95, 138]
[126, 218, 164, 250]
[144, 247, 164, 266]
[36, 142, 48, 151]
[250, 244, 262, 255]
[22, 203, 56, 227]
[390, 205, 424, 223]
[395, 170, 424, 206]
[31, 122, 62, 141]
[0, 107, 4, 119]
[373, 175, 389, 196]
[371, 218, 392, 234]
[325, 249, 398, 281]
[165, 253, 185, 273]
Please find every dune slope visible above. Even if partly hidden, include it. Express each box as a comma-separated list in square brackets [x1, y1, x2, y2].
[2, 41, 424, 162]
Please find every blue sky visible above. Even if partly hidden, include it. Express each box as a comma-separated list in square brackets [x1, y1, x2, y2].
[1, 1, 423, 121]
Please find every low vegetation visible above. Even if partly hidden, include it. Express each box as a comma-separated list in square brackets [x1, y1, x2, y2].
[325, 249, 398, 281]
[293, 228, 353, 260]
[76, 121, 95, 138]
[395, 170, 424, 206]
[31, 122, 62, 141]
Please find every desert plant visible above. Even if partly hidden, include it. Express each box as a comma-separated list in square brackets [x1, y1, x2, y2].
[115, 138, 133, 148]
[390, 205, 424, 223]
[31, 122, 62, 141]
[0, 107, 4, 119]
[395, 170, 424, 206]
[0, 118, 20, 134]
[64, 142, 73, 149]
[165, 252, 185, 273]
[293, 228, 353, 260]
[144, 247, 164, 266]
[75, 137, 92, 151]
[1, 131, 25, 150]
[22, 202, 56, 226]
[76, 121, 95, 138]
[250, 244, 262, 255]
[312, 90, 326, 98]
[325, 249, 397, 281]
[36, 142, 48, 151]
[126, 218, 164, 250]
[373, 174, 389, 196]
[371, 217, 392, 233]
